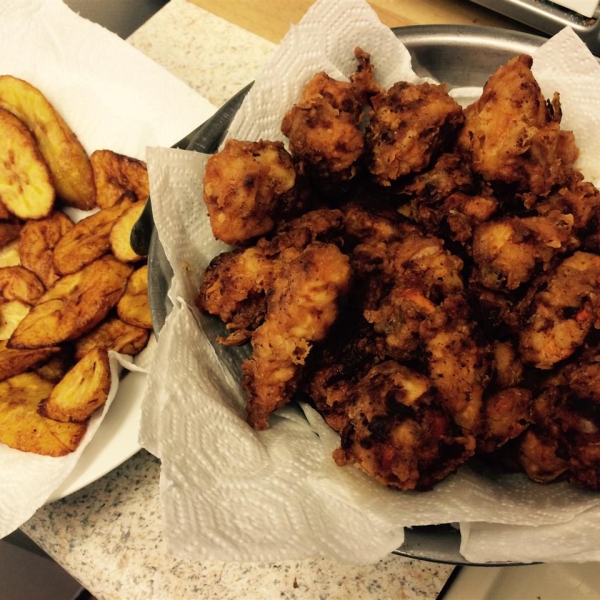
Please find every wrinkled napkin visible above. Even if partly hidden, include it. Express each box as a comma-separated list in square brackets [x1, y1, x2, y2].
[0, 0, 215, 539]
[142, 0, 600, 564]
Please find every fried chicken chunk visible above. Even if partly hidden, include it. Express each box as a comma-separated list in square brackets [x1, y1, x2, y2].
[196, 208, 343, 344]
[332, 361, 476, 490]
[420, 295, 490, 433]
[366, 82, 464, 186]
[356, 227, 464, 358]
[520, 252, 600, 369]
[478, 387, 532, 453]
[242, 242, 351, 430]
[458, 54, 578, 196]
[471, 211, 574, 291]
[203, 139, 298, 244]
[281, 49, 376, 184]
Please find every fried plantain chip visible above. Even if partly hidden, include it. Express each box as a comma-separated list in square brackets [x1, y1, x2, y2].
[0, 201, 11, 220]
[39, 347, 111, 423]
[91, 149, 149, 209]
[116, 265, 151, 329]
[0, 339, 60, 382]
[19, 210, 74, 288]
[0, 240, 19, 267]
[53, 193, 137, 275]
[0, 266, 45, 304]
[0, 107, 55, 219]
[0, 372, 86, 456]
[0, 221, 21, 247]
[0, 300, 29, 340]
[109, 201, 147, 262]
[35, 347, 74, 383]
[75, 317, 149, 361]
[8, 256, 133, 349]
[0, 76, 95, 210]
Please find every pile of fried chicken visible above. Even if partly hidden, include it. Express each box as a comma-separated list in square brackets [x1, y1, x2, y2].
[196, 49, 600, 492]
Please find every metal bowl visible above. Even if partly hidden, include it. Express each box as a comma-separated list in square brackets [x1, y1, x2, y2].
[148, 24, 547, 566]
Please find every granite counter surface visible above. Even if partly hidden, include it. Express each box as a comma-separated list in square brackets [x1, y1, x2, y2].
[22, 1, 455, 598]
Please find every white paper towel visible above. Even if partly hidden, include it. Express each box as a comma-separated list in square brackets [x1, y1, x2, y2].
[142, 0, 600, 564]
[0, 0, 215, 539]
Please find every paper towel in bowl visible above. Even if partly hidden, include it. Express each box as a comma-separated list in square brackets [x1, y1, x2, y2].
[0, 0, 215, 539]
[142, 0, 600, 564]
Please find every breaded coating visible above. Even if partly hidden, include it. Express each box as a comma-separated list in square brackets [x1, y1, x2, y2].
[537, 171, 600, 233]
[203, 139, 298, 244]
[519, 427, 569, 484]
[304, 316, 383, 434]
[458, 54, 578, 195]
[281, 50, 376, 183]
[478, 387, 532, 453]
[491, 340, 524, 389]
[197, 208, 344, 344]
[242, 242, 351, 429]
[520, 252, 600, 369]
[402, 153, 474, 203]
[332, 361, 476, 490]
[471, 211, 574, 291]
[420, 295, 490, 433]
[366, 82, 464, 186]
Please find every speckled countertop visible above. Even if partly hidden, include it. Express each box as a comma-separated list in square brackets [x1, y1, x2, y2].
[21, 2, 454, 598]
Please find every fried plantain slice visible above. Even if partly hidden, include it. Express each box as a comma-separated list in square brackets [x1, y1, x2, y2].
[0, 201, 11, 220]
[0, 75, 95, 210]
[0, 300, 29, 340]
[116, 265, 151, 329]
[0, 107, 55, 219]
[39, 347, 111, 423]
[34, 348, 74, 383]
[0, 339, 60, 382]
[53, 193, 137, 275]
[0, 240, 19, 267]
[0, 221, 21, 247]
[109, 201, 147, 262]
[91, 149, 149, 209]
[8, 256, 133, 349]
[0, 372, 86, 456]
[19, 210, 74, 288]
[74, 317, 149, 361]
[0, 266, 45, 304]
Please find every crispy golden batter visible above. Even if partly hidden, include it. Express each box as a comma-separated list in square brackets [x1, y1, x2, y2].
[478, 387, 532, 452]
[281, 49, 375, 184]
[471, 211, 574, 291]
[332, 361, 476, 490]
[366, 82, 464, 186]
[519, 252, 600, 369]
[242, 242, 351, 429]
[203, 139, 298, 244]
[420, 295, 490, 433]
[197, 208, 343, 344]
[458, 54, 577, 195]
